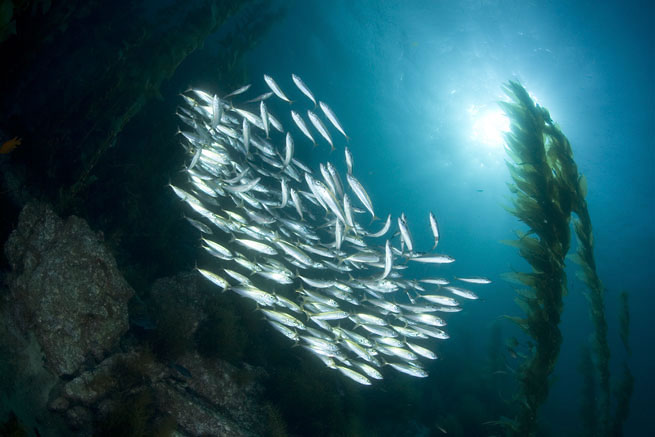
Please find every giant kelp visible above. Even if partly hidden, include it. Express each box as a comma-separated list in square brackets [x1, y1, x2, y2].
[500, 81, 572, 435]
[611, 291, 634, 436]
[500, 81, 631, 436]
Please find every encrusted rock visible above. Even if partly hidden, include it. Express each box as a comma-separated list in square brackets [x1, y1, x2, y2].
[48, 396, 70, 413]
[176, 352, 267, 431]
[66, 405, 92, 430]
[4, 202, 133, 376]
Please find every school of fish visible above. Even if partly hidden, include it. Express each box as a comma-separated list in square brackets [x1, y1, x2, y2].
[171, 73, 491, 385]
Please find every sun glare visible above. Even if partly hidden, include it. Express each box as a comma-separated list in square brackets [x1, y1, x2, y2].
[469, 105, 510, 149]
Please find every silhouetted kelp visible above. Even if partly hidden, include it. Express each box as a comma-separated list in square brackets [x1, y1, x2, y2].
[0, 0, 275, 215]
[500, 81, 571, 435]
[499, 81, 632, 436]
[611, 291, 634, 436]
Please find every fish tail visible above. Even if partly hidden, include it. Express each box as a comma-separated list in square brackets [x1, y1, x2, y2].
[368, 215, 381, 226]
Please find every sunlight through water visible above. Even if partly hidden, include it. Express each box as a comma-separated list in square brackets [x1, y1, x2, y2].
[469, 105, 510, 149]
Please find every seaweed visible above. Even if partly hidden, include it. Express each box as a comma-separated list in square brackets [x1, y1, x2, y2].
[500, 81, 632, 436]
[500, 81, 571, 435]
[611, 291, 634, 436]
[59, 0, 249, 213]
[578, 347, 598, 437]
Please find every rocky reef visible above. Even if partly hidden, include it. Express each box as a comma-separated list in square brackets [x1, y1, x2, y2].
[4, 203, 133, 376]
[1, 203, 275, 436]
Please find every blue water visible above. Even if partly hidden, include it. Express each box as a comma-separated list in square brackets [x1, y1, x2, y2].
[235, 1, 653, 434]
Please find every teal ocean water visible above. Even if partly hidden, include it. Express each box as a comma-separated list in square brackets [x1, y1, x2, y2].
[0, 1, 651, 435]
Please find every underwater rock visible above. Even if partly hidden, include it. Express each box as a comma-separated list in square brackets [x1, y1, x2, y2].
[62, 351, 146, 406]
[172, 352, 267, 433]
[51, 345, 267, 436]
[47, 396, 69, 413]
[154, 352, 267, 437]
[0, 293, 67, 435]
[4, 202, 133, 376]
[65, 405, 93, 430]
[145, 274, 268, 435]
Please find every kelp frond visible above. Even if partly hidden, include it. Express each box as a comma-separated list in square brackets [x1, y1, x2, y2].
[501, 81, 571, 436]
[500, 80, 630, 436]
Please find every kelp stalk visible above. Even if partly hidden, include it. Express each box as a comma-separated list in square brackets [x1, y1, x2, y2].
[564, 140, 611, 433]
[501, 81, 632, 436]
[611, 291, 634, 436]
[500, 81, 573, 435]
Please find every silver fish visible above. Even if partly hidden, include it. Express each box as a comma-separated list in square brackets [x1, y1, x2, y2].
[307, 110, 334, 150]
[232, 285, 277, 306]
[344, 146, 354, 174]
[398, 214, 414, 253]
[336, 365, 371, 385]
[291, 73, 317, 106]
[326, 162, 344, 197]
[409, 254, 456, 264]
[245, 91, 273, 104]
[420, 294, 460, 307]
[387, 362, 428, 378]
[291, 110, 316, 145]
[319, 101, 348, 140]
[283, 132, 294, 168]
[224, 177, 261, 193]
[242, 118, 250, 155]
[455, 276, 492, 284]
[264, 74, 292, 103]
[224, 83, 251, 99]
[197, 268, 230, 290]
[186, 216, 212, 234]
[346, 173, 375, 217]
[262, 309, 306, 330]
[260, 101, 270, 138]
[268, 320, 299, 342]
[406, 342, 438, 360]
[381, 240, 393, 280]
[429, 211, 440, 249]
[444, 286, 479, 300]
[366, 214, 391, 238]
[290, 188, 304, 220]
